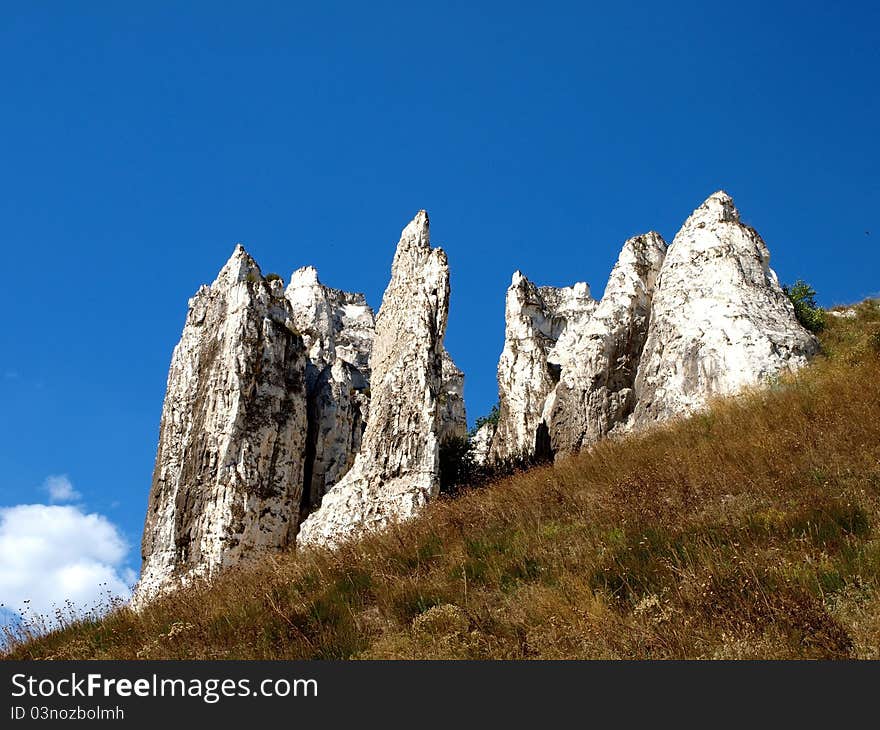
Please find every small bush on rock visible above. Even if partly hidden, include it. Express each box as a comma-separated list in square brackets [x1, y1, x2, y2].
[784, 280, 826, 333]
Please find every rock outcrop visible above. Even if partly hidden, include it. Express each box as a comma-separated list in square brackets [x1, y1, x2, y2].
[631, 192, 820, 424]
[285, 267, 375, 513]
[285, 265, 374, 380]
[548, 232, 667, 455]
[297, 211, 454, 547]
[438, 350, 467, 443]
[135, 190, 819, 604]
[483, 191, 818, 464]
[489, 274, 596, 462]
[133, 246, 309, 606]
[469, 422, 496, 465]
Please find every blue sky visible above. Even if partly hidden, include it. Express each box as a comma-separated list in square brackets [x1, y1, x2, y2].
[0, 2, 877, 615]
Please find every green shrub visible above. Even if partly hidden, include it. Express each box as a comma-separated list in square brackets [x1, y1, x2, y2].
[438, 435, 549, 497]
[265, 272, 283, 283]
[472, 403, 500, 435]
[784, 280, 826, 333]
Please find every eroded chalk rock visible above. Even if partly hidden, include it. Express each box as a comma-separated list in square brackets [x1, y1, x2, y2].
[489, 274, 596, 462]
[297, 211, 453, 547]
[631, 191, 819, 425]
[548, 232, 667, 455]
[133, 246, 309, 606]
[285, 267, 375, 512]
[438, 349, 468, 444]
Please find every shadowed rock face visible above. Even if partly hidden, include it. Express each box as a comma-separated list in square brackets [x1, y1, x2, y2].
[630, 192, 820, 425]
[489, 274, 596, 462]
[285, 267, 375, 513]
[133, 247, 309, 606]
[297, 211, 453, 547]
[285, 263, 466, 516]
[547, 232, 667, 455]
[438, 350, 467, 444]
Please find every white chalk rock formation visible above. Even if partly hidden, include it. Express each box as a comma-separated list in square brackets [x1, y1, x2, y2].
[469, 421, 496, 466]
[297, 211, 453, 547]
[631, 191, 819, 425]
[285, 267, 375, 512]
[133, 246, 308, 606]
[548, 232, 667, 455]
[285, 265, 374, 379]
[489, 274, 596, 461]
[438, 349, 468, 443]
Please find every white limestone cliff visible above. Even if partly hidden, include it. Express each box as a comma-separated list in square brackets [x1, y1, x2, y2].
[489, 274, 596, 462]
[630, 191, 820, 425]
[285, 265, 374, 378]
[297, 211, 453, 547]
[469, 421, 496, 466]
[548, 232, 667, 455]
[134, 191, 821, 602]
[285, 267, 375, 512]
[438, 349, 468, 444]
[133, 246, 309, 606]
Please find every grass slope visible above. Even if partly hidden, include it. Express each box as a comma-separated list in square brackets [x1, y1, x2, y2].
[5, 301, 880, 660]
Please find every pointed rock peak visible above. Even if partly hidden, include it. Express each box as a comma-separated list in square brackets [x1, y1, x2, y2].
[288, 265, 321, 289]
[639, 230, 668, 248]
[511, 270, 527, 287]
[621, 231, 668, 260]
[214, 243, 261, 287]
[687, 190, 740, 226]
[397, 210, 431, 252]
[510, 271, 541, 295]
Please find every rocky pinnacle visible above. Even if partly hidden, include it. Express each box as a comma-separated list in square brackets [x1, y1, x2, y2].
[133, 246, 309, 606]
[297, 211, 454, 547]
[630, 191, 820, 425]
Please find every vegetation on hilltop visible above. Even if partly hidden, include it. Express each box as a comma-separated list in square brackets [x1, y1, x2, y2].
[4, 300, 880, 660]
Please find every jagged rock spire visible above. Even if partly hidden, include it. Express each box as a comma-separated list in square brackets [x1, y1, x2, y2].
[489, 273, 596, 462]
[133, 245, 309, 606]
[298, 211, 454, 547]
[284, 267, 375, 514]
[548, 232, 667, 455]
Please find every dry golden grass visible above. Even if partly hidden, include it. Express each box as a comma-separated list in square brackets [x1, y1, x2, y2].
[5, 300, 880, 660]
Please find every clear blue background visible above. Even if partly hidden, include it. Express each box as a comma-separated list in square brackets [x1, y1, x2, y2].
[1, 1, 877, 575]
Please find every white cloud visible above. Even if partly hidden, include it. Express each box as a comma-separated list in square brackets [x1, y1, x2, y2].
[0, 504, 135, 620]
[43, 475, 82, 503]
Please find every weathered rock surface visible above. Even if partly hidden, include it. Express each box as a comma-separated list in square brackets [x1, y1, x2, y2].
[484, 191, 818, 463]
[285, 267, 375, 513]
[301, 358, 371, 516]
[489, 274, 596, 462]
[297, 211, 454, 547]
[133, 246, 308, 606]
[469, 421, 496, 466]
[548, 232, 667, 455]
[285, 265, 374, 380]
[438, 349, 467, 444]
[631, 191, 820, 425]
[135, 190, 819, 601]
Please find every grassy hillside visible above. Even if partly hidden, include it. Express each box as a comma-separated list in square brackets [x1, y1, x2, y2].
[5, 301, 880, 660]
